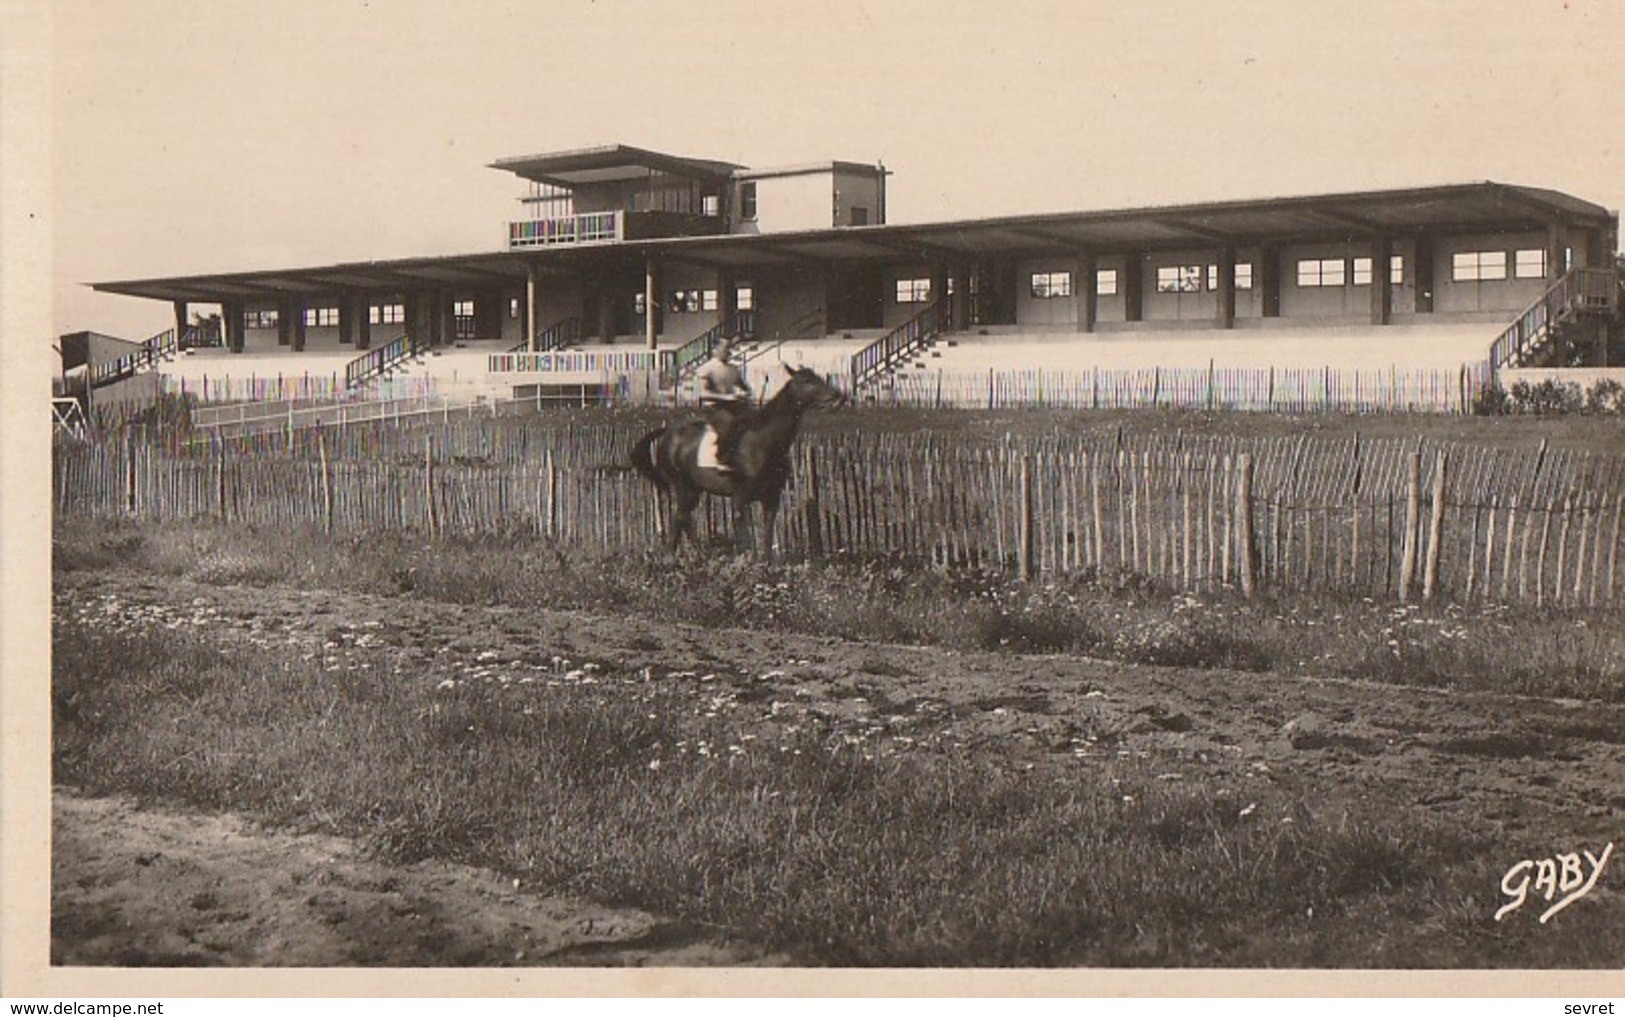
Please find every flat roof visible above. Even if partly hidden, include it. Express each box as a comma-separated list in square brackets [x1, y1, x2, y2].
[91, 182, 1616, 304]
[489, 144, 741, 188]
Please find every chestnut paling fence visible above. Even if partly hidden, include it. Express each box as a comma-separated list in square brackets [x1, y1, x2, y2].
[55, 423, 1624, 607]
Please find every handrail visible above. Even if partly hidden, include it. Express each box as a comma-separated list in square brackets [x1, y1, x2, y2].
[508, 210, 622, 249]
[342, 333, 420, 390]
[666, 311, 756, 384]
[849, 299, 951, 389]
[740, 307, 826, 367]
[87, 327, 176, 389]
[1490, 267, 1617, 370]
[509, 316, 584, 353]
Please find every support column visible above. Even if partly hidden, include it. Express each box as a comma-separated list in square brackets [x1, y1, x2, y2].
[172, 300, 188, 341]
[224, 300, 244, 353]
[1370, 236, 1392, 325]
[645, 255, 660, 350]
[1547, 222, 1567, 281]
[356, 294, 371, 351]
[526, 261, 541, 352]
[1075, 252, 1097, 333]
[291, 298, 307, 352]
[338, 297, 355, 345]
[719, 269, 738, 331]
[1258, 244, 1281, 319]
[1414, 235, 1434, 313]
[930, 264, 949, 319]
[277, 300, 292, 346]
[1215, 246, 1237, 329]
[1122, 252, 1143, 323]
[952, 265, 972, 332]
[597, 281, 616, 342]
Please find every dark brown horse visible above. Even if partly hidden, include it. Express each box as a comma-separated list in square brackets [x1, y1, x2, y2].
[630, 366, 845, 554]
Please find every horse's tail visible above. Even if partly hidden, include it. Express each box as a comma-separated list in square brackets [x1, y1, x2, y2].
[625, 426, 668, 491]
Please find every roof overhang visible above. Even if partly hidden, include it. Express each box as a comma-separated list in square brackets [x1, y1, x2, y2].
[488, 144, 741, 188]
[91, 183, 1617, 304]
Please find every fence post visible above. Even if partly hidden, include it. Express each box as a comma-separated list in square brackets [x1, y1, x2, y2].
[319, 428, 334, 535]
[1398, 445, 1421, 602]
[1422, 448, 1447, 601]
[1236, 453, 1256, 598]
[804, 444, 823, 559]
[1018, 453, 1035, 581]
[425, 435, 438, 539]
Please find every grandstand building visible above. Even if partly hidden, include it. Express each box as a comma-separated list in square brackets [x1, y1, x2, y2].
[83, 143, 1621, 417]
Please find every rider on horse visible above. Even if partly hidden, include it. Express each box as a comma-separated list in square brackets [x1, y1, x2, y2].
[694, 333, 752, 473]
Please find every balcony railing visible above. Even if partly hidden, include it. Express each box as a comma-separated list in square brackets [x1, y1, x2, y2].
[508, 211, 623, 249]
[1489, 267, 1618, 370]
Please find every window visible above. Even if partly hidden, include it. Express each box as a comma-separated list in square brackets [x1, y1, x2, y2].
[1297, 258, 1346, 287]
[895, 278, 932, 303]
[454, 300, 475, 318]
[701, 194, 720, 217]
[244, 309, 279, 329]
[1204, 263, 1255, 291]
[1156, 265, 1203, 293]
[1452, 250, 1507, 281]
[1029, 271, 1073, 299]
[1390, 255, 1404, 285]
[1096, 269, 1119, 296]
[509, 297, 520, 319]
[1515, 248, 1548, 279]
[1351, 257, 1373, 286]
[737, 285, 754, 311]
[634, 293, 646, 316]
[303, 306, 339, 327]
[740, 182, 758, 220]
[702, 289, 719, 312]
[371, 303, 405, 325]
[668, 289, 701, 313]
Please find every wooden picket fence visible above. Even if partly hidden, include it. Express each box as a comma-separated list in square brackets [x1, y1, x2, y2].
[54, 424, 1624, 607]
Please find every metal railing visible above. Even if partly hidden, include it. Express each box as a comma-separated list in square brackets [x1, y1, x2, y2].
[850, 299, 951, 389]
[740, 307, 826, 367]
[508, 316, 584, 353]
[666, 310, 757, 385]
[342, 333, 421, 390]
[508, 211, 622, 249]
[1490, 267, 1618, 370]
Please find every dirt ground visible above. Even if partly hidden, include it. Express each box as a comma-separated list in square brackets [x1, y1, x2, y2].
[50, 570, 1624, 967]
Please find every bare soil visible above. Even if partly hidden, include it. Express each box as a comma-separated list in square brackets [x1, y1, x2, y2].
[51, 569, 1625, 966]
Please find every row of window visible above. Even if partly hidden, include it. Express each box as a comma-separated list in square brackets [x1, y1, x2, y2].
[1021, 248, 1554, 301]
[633, 286, 755, 315]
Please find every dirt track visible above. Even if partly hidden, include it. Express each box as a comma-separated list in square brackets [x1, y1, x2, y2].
[51, 570, 1625, 966]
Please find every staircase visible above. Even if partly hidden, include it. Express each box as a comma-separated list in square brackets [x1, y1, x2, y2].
[508, 315, 584, 353]
[86, 322, 222, 390]
[343, 332, 425, 390]
[1490, 267, 1619, 371]
[667, 310, 758, 386]
[738, 307, 827, 368]
[849, 299, 954, 391]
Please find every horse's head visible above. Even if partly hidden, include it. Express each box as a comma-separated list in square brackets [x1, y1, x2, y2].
[779, 365, 847, 412]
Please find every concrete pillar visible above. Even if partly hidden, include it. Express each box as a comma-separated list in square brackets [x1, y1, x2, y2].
[1370, 236, 1392, 325]
[526, 262, 541, 352]
[1258, 244, 1280, 319]
[356, 295, 371, 351]
[291, 298, 306, 352]
[1075, 253, 1097, 334]
[1548, 222, 1567, 280]
[277, 299, 292, 346]
[719, 269, 738, 331]
[597, 282, 616, 342]
[930, 264, 949, 313]
[952, 265, 972, 332]
[172, 300, 188, 341]
[1215, 246, 1237, 329]
[338, 297, 354, 345]
[1122, 252, 1144, 323]
[223, 299, 244, 353]
[1414, 235, 1435, 313]
[645, 255, 660, 350]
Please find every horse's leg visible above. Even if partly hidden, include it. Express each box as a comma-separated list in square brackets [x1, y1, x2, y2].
[758, 490, 782, 560]
[731, 494, 753, 555]
[673, 486, 701, 550]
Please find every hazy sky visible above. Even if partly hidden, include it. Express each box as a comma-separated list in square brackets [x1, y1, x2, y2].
[39, 0, 1625, 338]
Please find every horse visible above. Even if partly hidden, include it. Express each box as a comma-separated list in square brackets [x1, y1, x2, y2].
[630, 366, 846, 555]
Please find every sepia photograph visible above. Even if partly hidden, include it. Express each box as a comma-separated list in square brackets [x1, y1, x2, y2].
[4, 0, 1623, 1000]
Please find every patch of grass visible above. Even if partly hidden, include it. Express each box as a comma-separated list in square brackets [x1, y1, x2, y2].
[53, 516, 1624, 701]
[50, 611, 1617, 966]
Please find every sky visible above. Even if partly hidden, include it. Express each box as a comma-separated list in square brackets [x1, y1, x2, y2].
[28, 0, 1625, 340]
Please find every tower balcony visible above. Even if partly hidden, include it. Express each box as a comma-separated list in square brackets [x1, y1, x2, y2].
[507, 210, 726, 250]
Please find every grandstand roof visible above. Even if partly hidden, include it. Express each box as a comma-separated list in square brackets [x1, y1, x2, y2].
[92, 182, 1615, 304]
